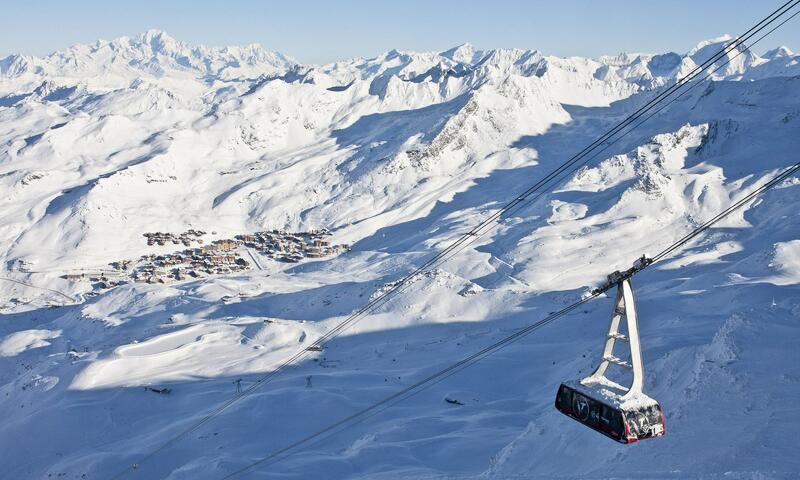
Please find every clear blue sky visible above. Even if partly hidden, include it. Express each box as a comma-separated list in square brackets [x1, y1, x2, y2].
[2, 0, 798, 63]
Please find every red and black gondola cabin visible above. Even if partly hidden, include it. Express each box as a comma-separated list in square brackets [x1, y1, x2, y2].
[555, 382, 665, 444]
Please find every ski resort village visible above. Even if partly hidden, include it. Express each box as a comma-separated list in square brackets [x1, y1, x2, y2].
[1, 2, 800, 479]
[57, 229, 350, 293]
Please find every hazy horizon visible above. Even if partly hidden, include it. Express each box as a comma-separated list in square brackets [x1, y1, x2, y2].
[3, 0, 797, 63]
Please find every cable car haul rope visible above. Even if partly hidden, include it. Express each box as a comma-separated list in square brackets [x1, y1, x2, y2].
[111, 1, 800, 478]
[222, 161, 800, 478]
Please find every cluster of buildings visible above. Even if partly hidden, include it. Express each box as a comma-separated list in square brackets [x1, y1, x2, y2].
[59, 229, 351, 291]
[144, 229, 206, 247]
[109, 260, 133, 271]
[235, 229, 349, 263]
[130, 239, 250, 284]
[61, 273, 126, 292]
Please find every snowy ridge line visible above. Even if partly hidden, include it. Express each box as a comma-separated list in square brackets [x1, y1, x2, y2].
[219, 160, 800, 479]
[306, 0, 800, 344]
[302, 0, 800, 361]
[107, 5, 800, 478]
[308, 7, 800, 329]
[295, 0, 800, 351]
[450, 4, 800, 248]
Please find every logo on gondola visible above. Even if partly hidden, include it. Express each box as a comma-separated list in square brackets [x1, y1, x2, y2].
[572, 394, 590, 421]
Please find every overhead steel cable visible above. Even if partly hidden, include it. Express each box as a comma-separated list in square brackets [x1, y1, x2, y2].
[305, 0, 800, 349]
[500, 10, 800, 213]
[110, 3, 800, 477]
[357, 0, 800, 285]
[219, 293, 601, 479]
[288, 0, 800, 346]
[221, 160, 800, 479]
[383, 6, 800, 286]
[651, 162, 800, 263]
[270, 0, 800, 378]
[303, 0, 800, 354]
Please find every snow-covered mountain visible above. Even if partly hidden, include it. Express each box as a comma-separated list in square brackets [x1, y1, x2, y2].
[1, 31, 799, 479]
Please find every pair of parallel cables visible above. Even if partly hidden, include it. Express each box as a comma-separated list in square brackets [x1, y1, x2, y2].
[220, 161, 800, 479]
[111, 1, 800, 477]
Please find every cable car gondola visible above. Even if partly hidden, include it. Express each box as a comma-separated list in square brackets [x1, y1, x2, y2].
[555, 257, 666, 443]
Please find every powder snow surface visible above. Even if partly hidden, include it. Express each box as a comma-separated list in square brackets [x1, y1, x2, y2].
[1, 31, 799, 479]
[0, 329, 61, 357]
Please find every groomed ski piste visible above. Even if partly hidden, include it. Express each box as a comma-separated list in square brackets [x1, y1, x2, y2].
[1, 24, 799, 480]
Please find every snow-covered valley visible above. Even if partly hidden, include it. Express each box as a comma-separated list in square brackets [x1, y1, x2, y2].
[1, 30, 799, 479]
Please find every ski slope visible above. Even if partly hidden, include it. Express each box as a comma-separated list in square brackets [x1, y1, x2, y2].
[0, 30, 799, 479]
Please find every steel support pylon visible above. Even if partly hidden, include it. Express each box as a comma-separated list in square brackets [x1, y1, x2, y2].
[582, 278, 644, 400]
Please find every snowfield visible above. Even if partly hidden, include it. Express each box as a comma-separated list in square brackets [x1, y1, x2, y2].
[1, 30, 799, 479]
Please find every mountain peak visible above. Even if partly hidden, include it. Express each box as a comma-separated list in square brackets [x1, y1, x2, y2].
[441, 43, 478, 63]
[140, 29, 175, 42]
[763, 45, 794, 59]
[687, 33, 759, 71]
[691, 34, 735, 51]
[0, 30, 297, 81]
[136, 29, 181, 54]
[686, 34, 742, 60]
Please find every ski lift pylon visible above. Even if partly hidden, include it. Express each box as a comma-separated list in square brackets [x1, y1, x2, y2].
[555, 257, 665, 443]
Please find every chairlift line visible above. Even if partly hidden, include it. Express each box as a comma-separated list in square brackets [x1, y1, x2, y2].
[109, 2, 800, 477]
